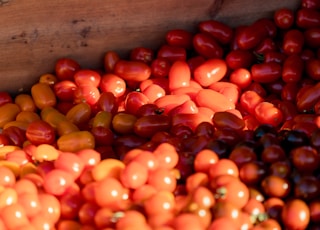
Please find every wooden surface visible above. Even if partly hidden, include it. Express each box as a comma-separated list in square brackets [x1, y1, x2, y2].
[0, 0, 300, 94]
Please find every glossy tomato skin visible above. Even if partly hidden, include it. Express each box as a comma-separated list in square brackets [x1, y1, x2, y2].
[304, 28, 320, 48]
[26, 120, 56, 145]
[273, 8, 295, 29]
[130, 47, 154, 64]
[104, 51, 120, 73]
[193, 33, 224, 59]
[157, 44, 187, 63]
[55, 58, 81, 81]
[168, 61, 191, 91]
[198, 20, 233, 45]
[235, 23, 268, 50]
[165, 29, 193, 49]
[302, 0, 320, 9]
[282, 29, 305, 55]
[282, 54, 304, 82]
[134, 114, 171, 138]
[99, 73, 126, 97]
[306, 58, 320, 80]
[225, 50, 255, 69]
[251, 62, 282, 83]
[150, 58, 171, 78]
[73, 70, 101, 88]
[124, 91, 149, 115]
[114, 60, 151, 82]
[296, 8, 320, 28]
[0, 92, 13, 106]
[73, 85, 101, 106]
[53, 80, 77, 102]
[254, 101, 284, 127]
[296, 82, 320, 112]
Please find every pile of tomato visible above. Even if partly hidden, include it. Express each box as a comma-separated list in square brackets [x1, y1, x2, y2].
[0, 0, 320, 229]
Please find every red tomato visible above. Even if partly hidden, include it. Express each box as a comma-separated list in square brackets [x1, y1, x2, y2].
[306, 58, 320, 80]
[296, 8, 320, 28]
[282, 29, 305, 55]
[229, 68, 252, 89]
[187, 56, 206, 72]
[193, 33, 223, 59]
[53, 80, 77, 102]
[302, 0, 320, 9]
[140, 77, 170, 94]
[254, 101, 284, 127]
[73, 70, 101, 88]
[240, 90, 264, 115]
[282, 54, 304, 82]
[103, 50, 120, 73]
[130, 47, 154, 64]
[225, 50, 255, 69]
[134, 114, 171, 138]
[304, 28, 320, 48]
[273, 8, 295, 29]
[141, 83, 166, 103]
[168, 61, 191, 91]
[251, 62, 282, 83]
[195, 89, 235, 112]
[165, 29, 193, 49]
[114, 60, 151, 82]
[26, 120, 56, 145]
[0, 92, 13, 106]
[296, 82, 320, 112]
[157, 44, 187, 63]
[198, 20, 233, 45]
[235, 23, 268, 50]
[73, 85, 100, 106]
[99, 73, 126, 97]
[193, 59, 227, 87]
[264, 51, 287, 64]
[2, 126, 26, 147]
[255, 38, 277, 56]
[124, 91, 150, 115]
[55, 58, 81, 81]
[150, 58, 171, 78]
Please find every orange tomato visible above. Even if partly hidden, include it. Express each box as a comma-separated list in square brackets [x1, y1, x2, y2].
[16, 111, 41, 123]
[14, 94, 37, 112]
[31, 83, 57, 110]
[57, 131, 95, 152]
[66, 102, 91, 126]
[0, 103, 21, 128]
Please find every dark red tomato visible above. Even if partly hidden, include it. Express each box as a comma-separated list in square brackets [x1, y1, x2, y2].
[212, 111, 245, 131]
[235, 23, 267, 50]
[97, 92, 118, 114]
[168, 61, 191, 91]
[130, 47, 154, 64]
[0, 133, 11, 146]
[301, 48, 316, 61]
[73, 70, 101, 88]
[254, 37, 277, 54]
[104, 50, 120, 73]
[306, 58, 320, 80]
[240, 90, 264, 115]
[169, 99, 199, 116]
[133, 114, 171, 138]
[247, 82, 267, 98]
[2, 126, 26, 147]
[150, 58, 171, 78]
[296, 8, 320, 28]
[282, 54, 304, 83]
[114, 60, 151, 82]
[302, 0, 320, 9]
[187, 56, 206, 73]
[99, 73, 126, 97]
[193, 33, 223, 59]
[282, 29, 305, 55]
[157, 44, 187, 63]
[55, 58, 81, 81]
[304, 28, 320, 48]
[165, 29, 193, 49]
[0, 92, 13, 106]
[277, 100, 298, 121]
[124, 91, 150, 115]
[141, 83, 166, 103]
[263, 51, 287, 64]
[73, 85, 100, 106]
[274, 8, 295, 29]
[198, 20, 233, 45]
[136, 104, 163, 117]
[91, 126, 114, 146]
[297, 82, 320, 112]
[26, 120, 56, 145]
[253, 18, 278, 38]
[251, 62, 282, 83]
[254, 101, 283, 127]
[53, 80, 77, 102]
[225, 50, 254, 70]
[193, 59, 227, 87]
[290, 146, 319, 173]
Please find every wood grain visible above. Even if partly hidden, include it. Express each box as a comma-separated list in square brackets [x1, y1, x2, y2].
[0, 0, 300, 94]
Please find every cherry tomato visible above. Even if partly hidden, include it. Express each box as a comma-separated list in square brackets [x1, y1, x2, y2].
[53, 80, 77, 102]
[251, 62, 282, 83]
[26, 120, 55, 145]
[282, 54, 304, 83]
[282, 29, 305, 55]
[198, 20, 233, 44]
[302, 0, 320, 9]
[193, 59, 227, 87]
[187, 56, 206, 73]
[281, 199, 310, 230]
[254, 101, 283, 127]
[168, 61, 191, 91]
[225, 50, 255, 69]
[165, 29, 193, 49]
[134, 114, 171, 138]
[150, 58, 171, 78]
[212, 111, 245, 131]
[157, 44, 187, 63]
[31, 83, 57, 110]
[104, 50, 120, 73]
[66, 102, 91, 126]
[274, 8, 294, 29]
[306, 58, 320, 80]
[296, 82, 320, 112]
[130, 47, 154, 64]
[235, 23, 267, 50]
[114, 60, 151, 82]
[195, 89, 235, 112]
[73, 85, 100, 106]
[193, 33, 223, 59]
[296, 8, 320, 28]
[229, 68, 252, 89]
[55, 58, 81, 81]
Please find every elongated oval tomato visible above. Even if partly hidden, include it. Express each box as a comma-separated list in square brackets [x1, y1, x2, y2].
[31, 83, 57, 110]
[296, 8, 320, 28]
[134, 115, 171, 138]
[251, 62, 282, 83]
[168, 61, 191, 91]
[172, 113, 212, 131]
[57, 131, 95, 152]
[254, 101, 283, 127]
[154, 94, 191, 114]
[130, 47, 154, 64]
[225, 50, 255, 70]
[26, 120, 55, 145]
[165, 29, 193, 49]
[193, 33, 223, 59]
[114, 60, 151, 82]
[282, 54, 304, 83]
[282, 29, 305, 55]
[0, 103, 21, 128]
[208, 82, 241, 104]
[212, 111, 245, 131]
[198, 20, 233, 45]
[195, 89, 235, 112]
[66, 102, 91, 126]
[104, 51, 120, 73]
[55, 58, 81, 81]
[193, 59, 227, 87]
[157, 45, 187, 63]
[240, 90, 264, 115]
[74, 70, 101, 88]
[296, 82, 320, 112]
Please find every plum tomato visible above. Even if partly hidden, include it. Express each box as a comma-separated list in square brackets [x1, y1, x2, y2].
[26, 120, 55, 145]
[251, 62, 282, 83]
[273, 8, 295, 29]
[165, 29, 193, 49]
[114, 60, 151, 82]
[296, 8, 320, 28]
[282, 54, 304, 83]
[53, 80, 77, 102]
[254, 101, 283, 127]
[104, 50, 120, 73]
[133, 114, 171, 138]
[198, 20, 233, 45]
[150, 58, 171, 78]
[168, 61, 191, 91]
[31, 83, 57, 110]
[282, 29, 305, 55]
[157, 44, 187, 63]
[130, 47, 154, 64]
[281, 199, 310, 230]
[55, 58, 81, 81]
[73, 69, 101, 88]
[225, 50, 254, 70]
[193, 33, 224, 59]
